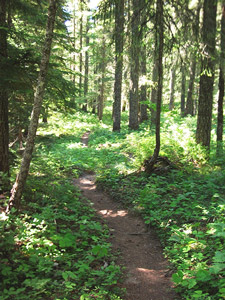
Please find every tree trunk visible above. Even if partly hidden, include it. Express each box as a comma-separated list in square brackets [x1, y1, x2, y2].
[150, 58, 158, 127]
[79, 13, 83, 98]
[196, 0, 218, 149]
[92, 65, 98, 114]
[139, 0, 148, 123]
[73, 0, 76, 84]
[140, 44, 148, 122]
[180, 64, 186, 116]
[185, 56, 196, 116]
[145, 0, 163, 173]
[72, 0, 76, 107]
[113, 0, 125, 132]
[83, 16, 89, 112]
[98, 37, 106, 121]
[217, 68, 224, 153]
[17, 127, 23, 150]
[185, 5, 200, 116]
[169, 64, 176, 111]
[7, 0, 58, 212]
[0, 0, 9, 177]
[42, 106, 48, 123]
[129, 0, 140, 130]
[217, 1, 225, 155]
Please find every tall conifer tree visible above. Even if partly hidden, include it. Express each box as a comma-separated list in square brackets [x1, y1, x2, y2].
[145, 0, 163, 173]
[217, 0, 225, 154]
[7, 0, 59, 212]
[129, 0, 141, 130]
[113, 0, 125, 131]
[0, 0, 9, 178]
[196, 0, 218, 149]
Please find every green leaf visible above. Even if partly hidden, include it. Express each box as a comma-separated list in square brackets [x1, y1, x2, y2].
[59, 233, 76, 248]
[92, 245, 108, 258]
[210, 263, 225, 274]
[209, 223, 225, 238]
[172, 271, 183, 284]
[213, 251, 225, 263]
[187, 278, 197, 288]
[196, 270, 211, 282]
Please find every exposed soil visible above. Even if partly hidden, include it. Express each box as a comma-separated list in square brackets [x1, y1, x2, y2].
[73, 132, 179, 300]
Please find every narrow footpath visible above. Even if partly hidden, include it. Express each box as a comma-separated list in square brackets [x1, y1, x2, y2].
[73, 132, 178, 300]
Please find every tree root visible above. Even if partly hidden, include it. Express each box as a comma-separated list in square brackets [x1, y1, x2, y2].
[143, 156, 177, 175]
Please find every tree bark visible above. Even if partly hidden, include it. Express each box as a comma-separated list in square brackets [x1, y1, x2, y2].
[0, 0, 9, 177]
[169, 64, 176, 111]
[98, 36, 106, 121]
[185, 56, 196, 116]
[217, 1, 225, 154]
[129, 0, 140, 130]
[196, 0, 218, 149]
[7, 0, 58, 212]
[180, 64, 186, 116]
[83, 16, 89, 112]
[145, 0, 163, 173]
[113, 0, 125, 132]
[91, 65, 98, 114]
[79, 12, 83, 98]
[73, 0, 76, 84]
[150, 58, 158, 127]
[185, 5, 200, 116]
[139, 0, 148, 123]
[140, 43, 148, 122]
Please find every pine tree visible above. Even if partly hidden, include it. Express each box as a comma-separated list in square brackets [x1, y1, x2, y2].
[7, 0, 59, 212]
[145, 0, 164, 173]
[113, 0, 125, 132]
[217, 0, 225, 154]
[0, 0, 9, 179]
[129, 0, 141, 130]
[196, 0, 218, 149]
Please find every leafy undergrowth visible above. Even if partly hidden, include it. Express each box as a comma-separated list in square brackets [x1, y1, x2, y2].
[97, 169, 225, 299]
[94, 110, 225, 300]
[0, 111, 124, 300]
[1, 109, 225, 300]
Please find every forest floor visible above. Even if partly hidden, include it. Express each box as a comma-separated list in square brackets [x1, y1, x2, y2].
[73, 132, 178, 300]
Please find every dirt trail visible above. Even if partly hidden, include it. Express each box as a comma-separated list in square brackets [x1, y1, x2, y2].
[73, 132, 178, 300]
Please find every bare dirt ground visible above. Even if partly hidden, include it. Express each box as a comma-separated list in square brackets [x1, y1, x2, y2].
[73, 132, 179, 300]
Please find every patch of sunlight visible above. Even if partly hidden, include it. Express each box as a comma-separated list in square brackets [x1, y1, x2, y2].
[0, 212, 8, 221]
[183, 227, 193, 235]
[114, 162, 129, 173]
[139, 75, 153, 87]
[99, 209, 128, 218]
[96, 142, 121, 150]
[168, 123, 193, 148]
[189, 0, 199, 9]
[100, 122, 110, 129]
[136, 268, 161, 281]
[67, 142, 83, 149]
